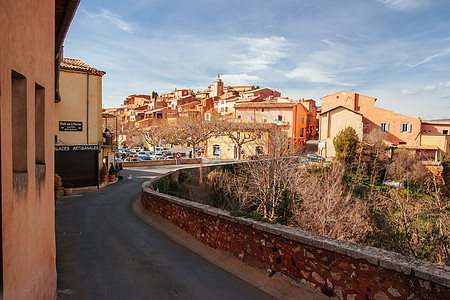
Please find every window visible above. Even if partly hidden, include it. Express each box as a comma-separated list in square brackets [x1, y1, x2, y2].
[357, 107, 361, 111]
[310, 117, 313, 123]
[277, 115, 285, 122]
[400, 123, 412, 133]
[255, 146, 263, 155]
[12, 70, 27, 174]
[225, 107, 228, 112]
[302, 117, 305, 124]
[205, 113, 211, 121]
[35, 83, 45, 165]
[300, 128, 304, 137]
[379, 123, 389, 132]
[441, 130, 449, 135]
[237, 115, 241, 119]
[248, 115, 252, 121]
[213, 144, 220, 156]
[364, 123, 369, 129]
[263, 119, 267, 123]
[261, 108, 264, 112]
[220, 107, 224, 113]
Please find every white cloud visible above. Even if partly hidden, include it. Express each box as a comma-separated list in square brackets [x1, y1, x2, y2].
[401, 89, 416, 95]
[422, 84, 437, 91]
[220, 74, 260, 86]
[377, 0, 429, 11]
[401, 81, 450, 96]
[321, 39, 335, 46]
[286, 66, 353, 86]
[229, 36, 289, 72]
[407, 49, 450, 67]
[83, 8, 135, 33]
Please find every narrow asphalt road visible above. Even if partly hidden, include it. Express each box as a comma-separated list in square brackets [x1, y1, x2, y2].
[56, 164, 273, 299]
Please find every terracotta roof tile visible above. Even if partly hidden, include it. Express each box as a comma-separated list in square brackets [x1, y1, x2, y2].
[61, 58, 106, 76]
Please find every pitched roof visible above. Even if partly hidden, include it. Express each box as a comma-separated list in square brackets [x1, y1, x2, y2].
[422, 120, 450, 125]
[319, 105, 363, 116]
[60, 58, 106, 76]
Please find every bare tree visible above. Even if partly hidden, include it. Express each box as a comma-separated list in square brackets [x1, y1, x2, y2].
[117, 121, 144, 148]
[290, 163, 372, 243]
[219, 119, 269, 160]
[170, 115, 218, 158]
[140, 119, 170, 151]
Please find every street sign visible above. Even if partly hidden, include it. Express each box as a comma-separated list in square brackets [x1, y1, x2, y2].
[162, 152, 167, 157]
[175, 152, 182, 159]
[197, 150, 202, 157]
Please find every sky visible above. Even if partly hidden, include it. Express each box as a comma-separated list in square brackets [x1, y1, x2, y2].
[63, 0, 450, 120]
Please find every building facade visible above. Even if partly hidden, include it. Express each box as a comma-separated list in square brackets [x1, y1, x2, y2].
[0, 0, 79, 298]
[234, 99, 310, 147]
[318, 106, 364, 158]
[319, 91, 425, 158]
[55, 58, 109, 187]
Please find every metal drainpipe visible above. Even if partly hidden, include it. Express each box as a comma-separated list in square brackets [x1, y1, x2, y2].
[86, 70, 90, 144]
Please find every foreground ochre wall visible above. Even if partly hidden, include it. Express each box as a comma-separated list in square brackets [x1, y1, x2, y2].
[0, 0, 57, 298]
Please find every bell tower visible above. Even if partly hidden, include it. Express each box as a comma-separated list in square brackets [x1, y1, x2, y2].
[213, 73, 223, 97]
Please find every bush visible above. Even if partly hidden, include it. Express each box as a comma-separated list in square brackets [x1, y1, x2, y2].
[62, 182, 74, 188]
[108, 164, 115, 175]
[333, 126, 360, 164]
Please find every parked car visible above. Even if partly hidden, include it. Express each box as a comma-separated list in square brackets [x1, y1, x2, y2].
[155, 146, 169, 154]
[164, 153, 175, 160]
[152, 153, 165, 160]
[137, 155, 151, 161]
[306, 153, 325, 162]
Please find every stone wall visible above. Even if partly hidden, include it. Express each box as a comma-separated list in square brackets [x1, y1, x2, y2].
[141, 173, 450, 299]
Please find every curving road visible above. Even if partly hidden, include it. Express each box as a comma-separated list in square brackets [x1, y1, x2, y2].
[55, 164, 273, 299]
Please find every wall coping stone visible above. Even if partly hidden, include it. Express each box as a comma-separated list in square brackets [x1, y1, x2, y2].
[142, 170, 450, 289]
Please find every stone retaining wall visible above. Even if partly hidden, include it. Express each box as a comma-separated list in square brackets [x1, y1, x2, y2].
[141, 173, 450, 299]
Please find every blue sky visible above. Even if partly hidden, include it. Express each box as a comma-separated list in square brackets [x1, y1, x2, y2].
[64, 0, 450, 120]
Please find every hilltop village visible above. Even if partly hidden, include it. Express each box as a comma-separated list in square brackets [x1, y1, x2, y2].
[103, 76, 318, 158]
[103, 75, 450, 162]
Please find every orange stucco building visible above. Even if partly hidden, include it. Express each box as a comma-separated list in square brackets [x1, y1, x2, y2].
[0, 0, 79, 298]
[234, 98, 310, 147]
[320, 91, 422, 157]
